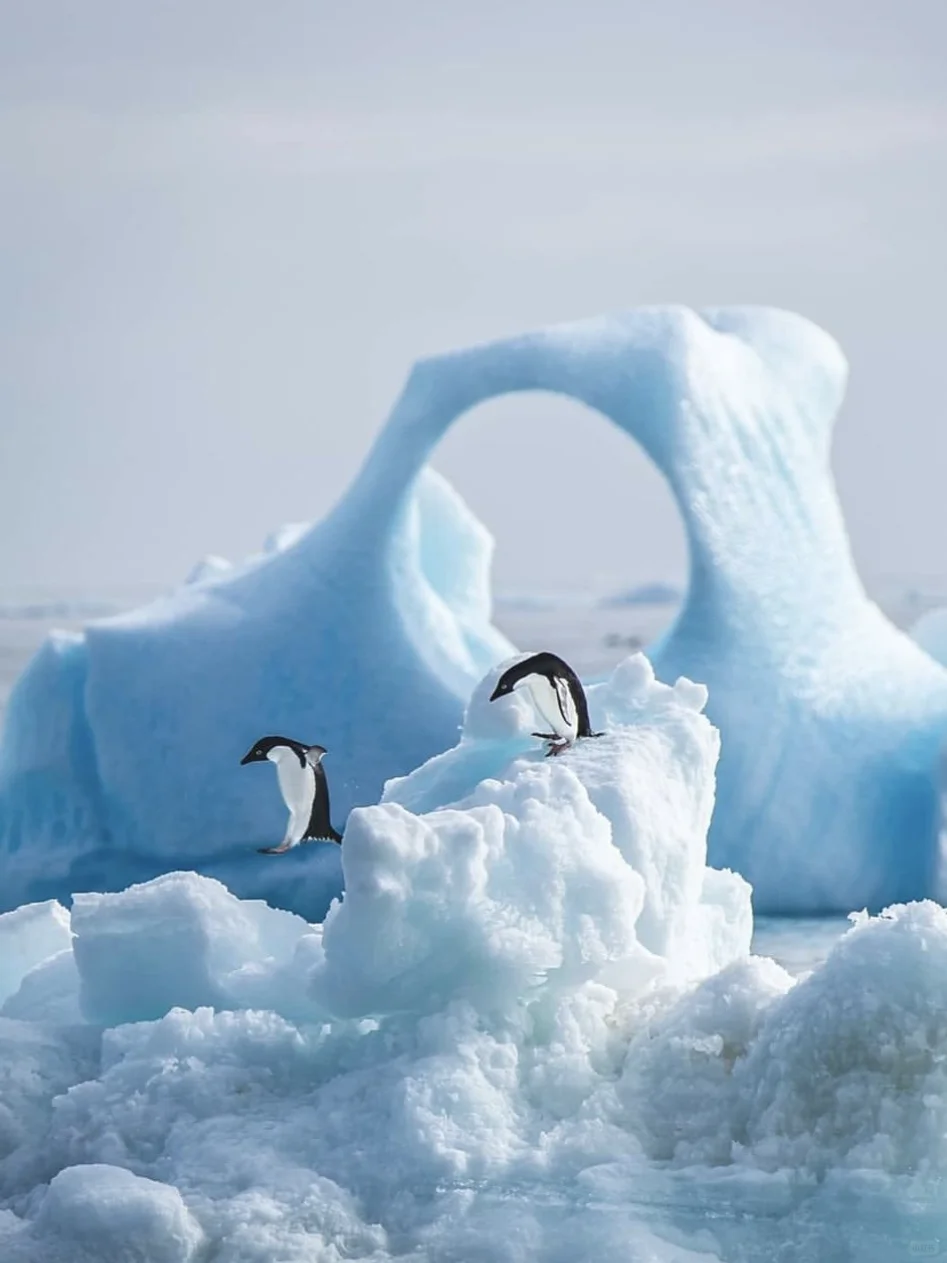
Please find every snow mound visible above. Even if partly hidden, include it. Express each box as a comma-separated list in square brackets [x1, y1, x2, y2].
[2, 1165, 206, 1263]
[622, 901, 947, 1180]
[741, 900, 947, 1174]
[0, 703, 946, 1254]
[316, 654, 747, 1019]
[381, 654, 745, 980]
[3, 304, 947, 919]
[0, 653, 767, 1258]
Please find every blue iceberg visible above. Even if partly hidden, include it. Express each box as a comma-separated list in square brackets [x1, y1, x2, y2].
[2, 304, 946, 914]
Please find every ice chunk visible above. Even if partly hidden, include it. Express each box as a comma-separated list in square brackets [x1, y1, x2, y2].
[618, 955, 795, 1165]
[1, 949, 81, 1025]
[36, 1165, 204, 1263]
[620, 900, 947, 1180]
[315, 653, 750, 1018]
[3, 305, 947, 918]
[71, 871, 322, 1026]
[741, 900, 947, 1174]
[383, 653, 749, 978]
[0, 900, 72, 1005]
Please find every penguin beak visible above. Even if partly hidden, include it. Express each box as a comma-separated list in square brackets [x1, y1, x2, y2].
[489, 682, 508, 702]
[240, 748, 259, 765]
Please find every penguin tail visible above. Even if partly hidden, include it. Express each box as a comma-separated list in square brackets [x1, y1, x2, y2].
[301, 829, 343, 845]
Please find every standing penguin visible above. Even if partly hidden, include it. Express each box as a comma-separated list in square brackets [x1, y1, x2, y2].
[489, 651, 603, 756]
[240, 736, 342, 853]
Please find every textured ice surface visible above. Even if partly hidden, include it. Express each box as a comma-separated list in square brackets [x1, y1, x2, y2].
[317, 654, 750, 1020]
[0, 901, 72, 1007]
[70, 872, 321, 1027]
[0, 695, 944, 1259]
[5, 1164, 206, 1263]
[3, 305, 947, 917]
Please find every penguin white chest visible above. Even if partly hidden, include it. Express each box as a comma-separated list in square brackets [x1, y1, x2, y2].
[267, 747, 315, 838]
[520, 674, 578, 740]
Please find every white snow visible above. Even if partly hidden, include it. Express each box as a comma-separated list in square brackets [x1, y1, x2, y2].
[4, 305, 947, 917]
[0, 654, 943, 1258]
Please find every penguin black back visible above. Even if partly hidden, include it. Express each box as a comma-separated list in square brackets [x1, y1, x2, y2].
[489, 651, 599, 738]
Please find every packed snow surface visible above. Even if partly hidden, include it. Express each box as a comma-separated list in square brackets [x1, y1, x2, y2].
[0, 659, 943, 1259]
[3, 303, 947, 917]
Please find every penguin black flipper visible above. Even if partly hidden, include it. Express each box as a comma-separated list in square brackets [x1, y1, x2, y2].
[303, 758, 343, 844]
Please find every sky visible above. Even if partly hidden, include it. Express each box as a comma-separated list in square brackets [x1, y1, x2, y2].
[1, 0, 945, 597]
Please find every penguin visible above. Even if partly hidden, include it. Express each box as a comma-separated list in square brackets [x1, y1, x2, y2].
[240, 736, 342, 853]
[488, 651, 603, 756]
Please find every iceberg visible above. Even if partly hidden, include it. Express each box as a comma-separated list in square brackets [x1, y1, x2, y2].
[0, 667, 943, 1260]
[0, 468, 512, 916]
[2, 304, 947, 914]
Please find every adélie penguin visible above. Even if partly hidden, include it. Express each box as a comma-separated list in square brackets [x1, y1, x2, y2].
[240, 736, 342, 853]
[488, 651, 603, 756]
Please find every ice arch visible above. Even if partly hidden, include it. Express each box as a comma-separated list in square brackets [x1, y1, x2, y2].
[350, 307, 947, 910]
[2, 305, 947, 915]
[431, 388, 688, 603]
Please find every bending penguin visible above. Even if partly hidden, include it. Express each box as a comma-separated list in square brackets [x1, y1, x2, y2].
[489, 651, 603, 756]
[240, 736, 342, 853]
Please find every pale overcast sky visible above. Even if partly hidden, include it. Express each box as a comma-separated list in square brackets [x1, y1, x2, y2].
[1, 1, 945, 595]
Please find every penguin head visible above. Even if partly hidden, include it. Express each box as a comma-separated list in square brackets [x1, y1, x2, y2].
[490, 672, 538, 702]
[241, 735, 296, 765]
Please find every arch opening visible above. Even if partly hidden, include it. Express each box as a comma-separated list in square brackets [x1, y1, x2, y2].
[431, 390, 689, 678]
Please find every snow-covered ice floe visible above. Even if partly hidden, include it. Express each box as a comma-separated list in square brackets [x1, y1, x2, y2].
[0, 656, 944, 1261]
[4, 304, 947, 912]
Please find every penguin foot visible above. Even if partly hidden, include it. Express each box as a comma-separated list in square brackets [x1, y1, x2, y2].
[544, 739, 572, 758]
[258, 841, 294, 855]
